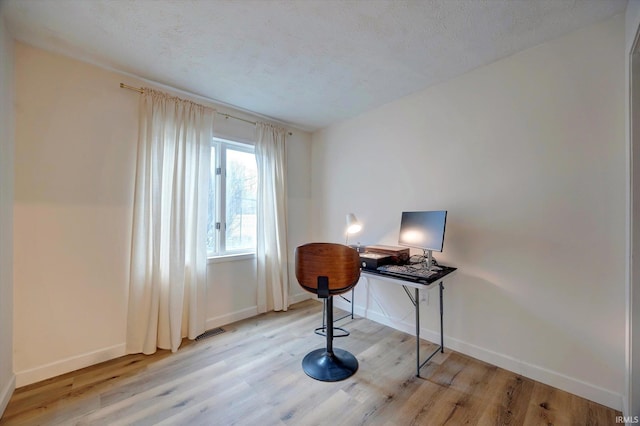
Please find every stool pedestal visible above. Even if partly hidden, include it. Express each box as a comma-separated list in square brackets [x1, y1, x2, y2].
[302, 296, 358, 381]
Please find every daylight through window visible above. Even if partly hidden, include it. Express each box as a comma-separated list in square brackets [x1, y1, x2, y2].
[207, 138, 257, 256]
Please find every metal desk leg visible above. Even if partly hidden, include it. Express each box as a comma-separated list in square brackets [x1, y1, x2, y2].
[407, 281, 445, 378]
[439, 281, 444, 353]
[415, 287, 420, 377]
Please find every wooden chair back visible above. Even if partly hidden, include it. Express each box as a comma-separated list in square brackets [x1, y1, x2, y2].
[295, 243, 361, 296]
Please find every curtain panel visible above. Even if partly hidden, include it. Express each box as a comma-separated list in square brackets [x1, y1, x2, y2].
[256, 123, 290, 313]
[127, 88, 214, 354]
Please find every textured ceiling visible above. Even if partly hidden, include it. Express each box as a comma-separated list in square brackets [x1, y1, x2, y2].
[1, 0, 628, 131]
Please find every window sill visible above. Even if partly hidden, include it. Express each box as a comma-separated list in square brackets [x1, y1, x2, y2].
[207, 252, 256, 264]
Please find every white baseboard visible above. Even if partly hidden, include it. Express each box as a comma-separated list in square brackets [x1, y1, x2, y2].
[334, 298, 623, 411]
[13, 295, 621, 409]
[289, 291, 313, 305]
[15, 343, 126, 388]
[205, 293, 313, 331]
[205, 306, 259, 330]
[445, 335, 623, 411]
[14, 299, 314, 390]
[0, 374, 16, 418]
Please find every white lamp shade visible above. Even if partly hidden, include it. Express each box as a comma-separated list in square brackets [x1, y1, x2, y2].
[346, 213, 362, 234]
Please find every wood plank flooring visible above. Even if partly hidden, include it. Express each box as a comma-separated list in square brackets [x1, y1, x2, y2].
[1, 300, 621, 425]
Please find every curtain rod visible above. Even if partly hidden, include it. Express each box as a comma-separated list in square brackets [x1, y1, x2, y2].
[120, 83, 292, 135]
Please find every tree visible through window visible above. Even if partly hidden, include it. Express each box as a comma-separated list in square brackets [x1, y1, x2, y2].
[207, 138, 257, 256]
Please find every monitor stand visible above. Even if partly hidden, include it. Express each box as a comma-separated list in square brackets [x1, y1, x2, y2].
[423, 249, 433, 270]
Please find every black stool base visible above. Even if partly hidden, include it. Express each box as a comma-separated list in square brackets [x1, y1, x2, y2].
[302, 348, 358, 382]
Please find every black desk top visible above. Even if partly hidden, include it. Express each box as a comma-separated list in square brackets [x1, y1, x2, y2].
[361, 265, 457, 286]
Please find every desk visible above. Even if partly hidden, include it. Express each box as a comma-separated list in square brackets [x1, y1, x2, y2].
[361, 265, 457, 377]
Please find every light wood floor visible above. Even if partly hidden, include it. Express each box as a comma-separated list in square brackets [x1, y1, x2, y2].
[1, 300, 620, 425]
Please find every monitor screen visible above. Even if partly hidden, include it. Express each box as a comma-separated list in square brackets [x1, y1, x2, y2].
[398, 211, 447, 252]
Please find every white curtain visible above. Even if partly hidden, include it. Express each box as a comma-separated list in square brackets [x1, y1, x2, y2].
[127, 88, 214, 354]
[256, 123, 289, 313]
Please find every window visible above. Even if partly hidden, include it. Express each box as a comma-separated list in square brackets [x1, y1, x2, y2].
[207, 138, 258, 256]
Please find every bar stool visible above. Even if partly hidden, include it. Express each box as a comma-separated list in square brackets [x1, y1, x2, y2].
[295, 242, 361, 381]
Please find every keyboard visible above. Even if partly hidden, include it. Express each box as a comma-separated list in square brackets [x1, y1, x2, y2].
[376, 264, 437, 278]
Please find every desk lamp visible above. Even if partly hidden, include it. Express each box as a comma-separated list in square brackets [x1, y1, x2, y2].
[345, 213, 362, 245]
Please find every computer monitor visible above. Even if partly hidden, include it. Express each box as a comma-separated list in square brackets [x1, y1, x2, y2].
[398, 210, 447, 269]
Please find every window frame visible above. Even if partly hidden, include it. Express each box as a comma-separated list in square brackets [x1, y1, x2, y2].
[208, 137, 258, 259]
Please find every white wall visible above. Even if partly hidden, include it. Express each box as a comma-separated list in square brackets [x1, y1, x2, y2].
[0, 7, 16, 418]
[13, 43, 312, 386]
[313, 15, 625, 410]
[626, 0, 640, 420]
